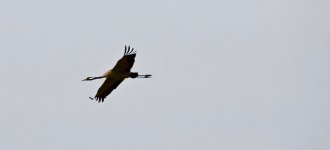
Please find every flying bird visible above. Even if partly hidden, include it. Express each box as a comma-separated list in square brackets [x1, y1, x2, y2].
[82, 46, 152, 103]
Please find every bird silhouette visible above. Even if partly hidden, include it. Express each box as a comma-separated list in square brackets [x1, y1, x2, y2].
[82, 45, 152, 103]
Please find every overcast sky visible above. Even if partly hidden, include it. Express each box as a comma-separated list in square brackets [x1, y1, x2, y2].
[1, 0, 329, 150]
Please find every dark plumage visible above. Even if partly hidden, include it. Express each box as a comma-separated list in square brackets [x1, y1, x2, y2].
[82, 46, 152, 103]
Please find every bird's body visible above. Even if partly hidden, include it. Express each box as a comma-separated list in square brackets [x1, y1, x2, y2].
[83, 46, 151, 103]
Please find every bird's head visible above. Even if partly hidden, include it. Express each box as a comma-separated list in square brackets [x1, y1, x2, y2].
[82, 77, 94, 81]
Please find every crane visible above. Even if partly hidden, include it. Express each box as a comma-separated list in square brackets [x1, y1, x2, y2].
[82, 45, 152, 103]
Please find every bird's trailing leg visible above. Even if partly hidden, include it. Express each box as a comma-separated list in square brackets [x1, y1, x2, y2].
[137, 74, 152, 78]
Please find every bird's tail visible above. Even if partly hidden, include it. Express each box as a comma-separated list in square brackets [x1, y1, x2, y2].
[129, 72, 139, 78]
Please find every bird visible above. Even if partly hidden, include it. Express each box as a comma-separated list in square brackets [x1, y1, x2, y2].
[82, 45, 152, 103]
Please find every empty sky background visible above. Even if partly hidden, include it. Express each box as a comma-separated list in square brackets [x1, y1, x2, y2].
[1, 0, 329, 149]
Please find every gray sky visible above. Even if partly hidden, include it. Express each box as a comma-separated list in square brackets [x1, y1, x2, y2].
[1, 0, 329, 149]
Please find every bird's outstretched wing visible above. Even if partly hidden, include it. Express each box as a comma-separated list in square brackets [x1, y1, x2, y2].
[94, 77, 124, 102]
[112, 45, 136, 73]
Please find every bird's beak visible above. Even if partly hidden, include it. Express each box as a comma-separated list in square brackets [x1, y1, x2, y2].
[82, 79, 88, 81]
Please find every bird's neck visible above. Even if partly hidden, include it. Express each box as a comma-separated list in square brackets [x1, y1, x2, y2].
[93, 76, 106, 80]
